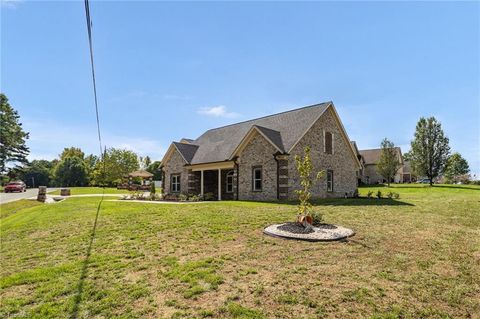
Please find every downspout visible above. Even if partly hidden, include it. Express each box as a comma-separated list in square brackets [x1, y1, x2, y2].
[232, 156, 239, 201]
[273, 152, 280, 200]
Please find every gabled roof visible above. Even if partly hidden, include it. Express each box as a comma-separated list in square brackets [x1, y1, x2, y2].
[359, 147, 403, 165]
[128, 170, 154, 178]
[161, 101, 360, 168]
[172, 142, 199, 163]
[188, 102, 330, 164]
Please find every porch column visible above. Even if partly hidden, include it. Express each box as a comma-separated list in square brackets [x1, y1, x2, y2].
[218, 169, 222, 201]
[200, 170, 204, 196]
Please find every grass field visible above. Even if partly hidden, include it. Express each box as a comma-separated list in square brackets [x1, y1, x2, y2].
[1, 185, 479, 318]
[48, 187, 130, 195]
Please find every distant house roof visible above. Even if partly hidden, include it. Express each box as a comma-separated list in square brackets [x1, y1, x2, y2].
[128, 170, 154, 178]
[359, 147, 403, 165]
[162, 102, 360, 168]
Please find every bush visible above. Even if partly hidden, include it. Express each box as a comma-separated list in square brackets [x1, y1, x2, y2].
[188, 194, 202, 202]
[393, 192, 400, 199]
[387, 191, 394, 199]
[203, 192, 215, 201]
[150, 182, 155, 195]
[310, 211, 323, 226]
[367, 191, 374, 199]
[179, 193, 188, 201]
[376, 190, 382, 199]
[353, 189, 359, 198]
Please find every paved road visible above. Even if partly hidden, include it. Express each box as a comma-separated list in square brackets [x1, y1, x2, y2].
[0, 188, 59, 204]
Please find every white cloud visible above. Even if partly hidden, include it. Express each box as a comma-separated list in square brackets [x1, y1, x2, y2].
[1, 0, 23, 8]
[197, 105, 239, 118]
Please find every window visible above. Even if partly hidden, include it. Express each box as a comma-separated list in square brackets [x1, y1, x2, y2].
[226, 171, 234, 193]
[252, 166, 262, 191]
[324, 131, 333, 154]
[327, 170, 334, 192]
[171, 174, 181, 193]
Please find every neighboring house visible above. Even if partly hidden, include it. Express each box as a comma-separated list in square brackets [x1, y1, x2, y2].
[401, 161, 416, 183]
[160, 102, 361, 201]
[358, 147, 404, 184]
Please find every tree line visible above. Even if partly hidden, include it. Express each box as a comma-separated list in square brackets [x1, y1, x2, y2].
[377, 117, 471, 185]
[1, 93, 161, 187]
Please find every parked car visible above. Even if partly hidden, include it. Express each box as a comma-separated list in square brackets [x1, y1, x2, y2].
[4, 181, 27, 193]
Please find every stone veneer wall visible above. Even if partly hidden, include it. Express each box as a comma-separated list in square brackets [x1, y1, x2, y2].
[162, 149, 188, 194]
[288, 108, 358, 199]
[277, 155, 289, 200]
[237, 132, 278, 201]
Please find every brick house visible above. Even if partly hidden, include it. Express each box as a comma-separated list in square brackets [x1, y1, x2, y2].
[358, 147, 405, 184]
[160, 102, 361, 201]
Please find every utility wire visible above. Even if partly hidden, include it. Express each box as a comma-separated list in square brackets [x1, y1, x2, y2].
[84, 0, 103, 159]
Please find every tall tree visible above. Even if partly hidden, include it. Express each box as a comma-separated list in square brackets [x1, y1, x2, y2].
[0, 93, 29, 173]
[84, 154, 98, 185]
[53, 156, 88, 187]
[92, 148, 139, 186]
[410, 117, 450, 185]
[444, 152, 469, 182]
[147, 160, 162, 180]
[376, 138, 401, 187]
[60, 147, 85, 160]
[20, 160, 54, 187]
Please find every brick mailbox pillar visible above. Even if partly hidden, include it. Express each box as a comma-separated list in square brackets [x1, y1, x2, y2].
[37, 186, 47, 202]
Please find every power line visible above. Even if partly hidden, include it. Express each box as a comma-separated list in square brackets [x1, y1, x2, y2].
[84, 0, 103, 158]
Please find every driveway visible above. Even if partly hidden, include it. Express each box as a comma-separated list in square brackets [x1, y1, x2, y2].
[0, 188, 59, 204]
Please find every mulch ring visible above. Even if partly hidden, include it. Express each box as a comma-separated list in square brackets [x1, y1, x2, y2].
[264, 222, 355, 242]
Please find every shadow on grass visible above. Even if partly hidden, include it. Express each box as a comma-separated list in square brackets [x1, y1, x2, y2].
[71, 196, 103, 319]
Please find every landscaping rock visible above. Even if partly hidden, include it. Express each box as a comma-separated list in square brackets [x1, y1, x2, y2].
[264, 223, 354, 242]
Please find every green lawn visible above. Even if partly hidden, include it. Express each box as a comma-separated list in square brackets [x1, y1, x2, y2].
[49, 187, 129, 195]
[1, 185, 479, 318]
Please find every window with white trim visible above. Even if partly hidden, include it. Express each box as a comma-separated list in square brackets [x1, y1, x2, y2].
[327, 170, 334, 192]
[226, 171, 234, 193]
[171, 174, 181, 193]
[324, 131, 333, 154]
[252, 166, 262, 191]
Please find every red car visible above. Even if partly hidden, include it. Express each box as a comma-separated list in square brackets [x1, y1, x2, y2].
[4, 181, 27, 193]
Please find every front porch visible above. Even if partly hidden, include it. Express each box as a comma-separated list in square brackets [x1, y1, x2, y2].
[187, 162, 237, 200]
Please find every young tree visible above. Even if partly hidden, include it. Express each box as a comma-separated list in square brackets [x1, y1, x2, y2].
[0, 93, 29, 173]
[294, 146, 324, 225]
[376, 138, 401, 187]
[410, 117, 450, 185]
[54, 156, 88, 187]
[444, 152, 469, 183]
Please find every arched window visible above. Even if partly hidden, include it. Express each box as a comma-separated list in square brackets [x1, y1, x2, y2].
[226, 171, 234, 193]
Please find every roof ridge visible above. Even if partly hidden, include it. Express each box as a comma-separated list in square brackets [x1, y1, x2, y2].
[198, 101, 331, 134]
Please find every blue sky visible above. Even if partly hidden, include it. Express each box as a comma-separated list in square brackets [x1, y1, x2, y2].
[2, 1, 479, 176]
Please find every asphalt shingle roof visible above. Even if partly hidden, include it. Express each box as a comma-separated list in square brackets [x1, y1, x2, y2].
[359, 147, 402, 165]
[181, 102, 330, 165]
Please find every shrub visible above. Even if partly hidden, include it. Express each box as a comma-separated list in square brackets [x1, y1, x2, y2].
[387, 191, 394, 199]
[393, 192, 400, 199]
[367, 191, 374, 199]
[310, 211, 323, 226]
[353, 189, 359, 198]
[203, 192, 215, 201]
[150, 182, 156, 195]
[376, 190, 382, 199]
[179, 193, 188, 201]
[188, 194, 202, 202]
